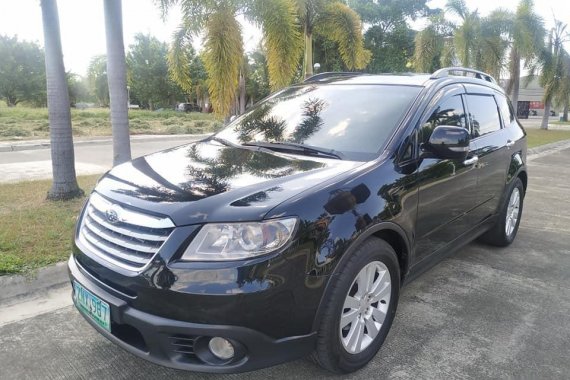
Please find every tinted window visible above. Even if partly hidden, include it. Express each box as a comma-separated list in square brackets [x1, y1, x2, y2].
[465, 94, 501, 137]
[495, 93, 515, 127]
[420, 95, 467, 144]
[216, 84, 421, 160]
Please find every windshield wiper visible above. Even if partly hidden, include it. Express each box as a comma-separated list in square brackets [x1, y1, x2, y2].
[207, 136, 241, 148]
[207, 136, 275, 154]
[243, 141, 343, 160]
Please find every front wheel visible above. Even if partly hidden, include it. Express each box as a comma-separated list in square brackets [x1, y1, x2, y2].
[480, 177, 525, 247]
[312, 237, 400, 373]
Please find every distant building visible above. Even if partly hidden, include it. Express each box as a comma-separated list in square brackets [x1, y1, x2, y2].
[501, 76, 556, 118]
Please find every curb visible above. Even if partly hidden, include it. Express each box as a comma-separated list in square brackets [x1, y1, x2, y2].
[0, 133, 212, 153]
[1, 138, 569, 304]
[0, 262, 69, 305]
[527, 138, 570, 159]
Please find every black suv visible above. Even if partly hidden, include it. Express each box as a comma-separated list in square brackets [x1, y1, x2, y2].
[69, 67, 527, 374]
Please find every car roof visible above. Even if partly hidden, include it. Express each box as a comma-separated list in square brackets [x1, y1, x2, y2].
[302, 69, 505, 93]
[303, 73, 432, 86]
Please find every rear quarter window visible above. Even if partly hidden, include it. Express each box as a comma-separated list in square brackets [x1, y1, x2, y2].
[495, 93, 515, 127]
[465, 94, 502, 137]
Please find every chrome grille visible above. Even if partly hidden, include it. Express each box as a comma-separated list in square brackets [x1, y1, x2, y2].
[78, 192, 175, 271]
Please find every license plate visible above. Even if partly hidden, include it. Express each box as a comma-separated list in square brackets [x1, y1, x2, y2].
[73, 280, 111, 332]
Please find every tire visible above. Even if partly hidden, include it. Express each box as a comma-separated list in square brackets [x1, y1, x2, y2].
[312, 237, 400, 373]
[479, 177, 524, 247]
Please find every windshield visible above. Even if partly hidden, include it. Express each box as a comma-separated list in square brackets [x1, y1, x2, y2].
[216, 84, 421, 161]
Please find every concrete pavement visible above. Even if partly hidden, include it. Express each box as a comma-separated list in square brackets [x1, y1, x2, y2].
[0, 134, 210, 183]
[0, 146, 569, 378]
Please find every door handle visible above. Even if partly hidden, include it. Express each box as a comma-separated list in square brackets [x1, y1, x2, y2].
[463, 156, 479, 166]
[506, 140, 515, 148]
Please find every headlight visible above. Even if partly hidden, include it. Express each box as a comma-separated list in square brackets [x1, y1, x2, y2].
[181, 218, 298, 261]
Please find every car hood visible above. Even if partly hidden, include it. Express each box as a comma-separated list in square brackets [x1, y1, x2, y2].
[93, 140, 365, 226]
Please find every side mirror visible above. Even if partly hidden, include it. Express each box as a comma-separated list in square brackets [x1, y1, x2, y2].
[424, 125, 470, 160]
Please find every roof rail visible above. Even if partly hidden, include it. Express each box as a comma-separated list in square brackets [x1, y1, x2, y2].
[430, 67, 497, 84]
[303, 72, 363, 83]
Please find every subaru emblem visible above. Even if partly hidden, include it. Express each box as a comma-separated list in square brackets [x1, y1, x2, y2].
[105, 205, 123, 224]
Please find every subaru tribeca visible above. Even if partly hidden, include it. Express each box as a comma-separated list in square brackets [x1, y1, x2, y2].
[69, 67, 527, 373]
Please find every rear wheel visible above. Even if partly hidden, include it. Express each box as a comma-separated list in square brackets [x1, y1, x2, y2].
[313, 237, 400, 373]
[480, 177, 524, 246]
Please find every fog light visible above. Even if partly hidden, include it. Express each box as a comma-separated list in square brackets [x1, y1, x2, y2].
[208, 337, 235, 360]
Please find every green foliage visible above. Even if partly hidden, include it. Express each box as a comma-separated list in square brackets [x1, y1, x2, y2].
[412, 0, 544, 82]
[202, 5, 244, 117]
[315, 2, 371, 70]
[364, 24, 415, 73]
[0, 35, 46, 107]
[67, 73, 92, 105]
[87, 55, 109, 106]
[349, 0, 431, 73]
[246, 47, 271, 103]
[127, 33, 185, 110]
[413, 12, 452, 72]
[349, 0, 431, 27]
[160, 0, 304, 117]
[249, 0, 303, 90]
[537, 22, 568, 106]
[513, 0, 545, 59]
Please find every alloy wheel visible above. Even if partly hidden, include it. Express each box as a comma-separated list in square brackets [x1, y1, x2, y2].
[505, 187, 521, 237]
[339, 261, 391, 354]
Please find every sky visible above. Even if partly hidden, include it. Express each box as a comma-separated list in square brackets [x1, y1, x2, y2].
[1, 0, 569, 76]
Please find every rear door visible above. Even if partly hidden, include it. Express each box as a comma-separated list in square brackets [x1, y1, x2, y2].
[414, 85, 480, 262]
[463, 85, 509, 222]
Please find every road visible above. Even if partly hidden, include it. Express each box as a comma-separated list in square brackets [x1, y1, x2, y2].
[1, 146, 569, 379]
[0, 135, 207, 183]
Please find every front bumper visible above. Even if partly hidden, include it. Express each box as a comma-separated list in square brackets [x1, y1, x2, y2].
[68, 256, 316, 373]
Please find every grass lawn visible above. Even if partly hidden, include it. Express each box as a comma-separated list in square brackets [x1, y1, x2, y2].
[0, 175, 99, 275]
[525, 128, 570, 148]
[0, 104, 221, 141]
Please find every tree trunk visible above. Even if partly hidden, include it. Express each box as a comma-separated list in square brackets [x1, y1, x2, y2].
[239, 72, 246, 115]
[563, 101, 569, 122]
[540, 101, 551, 130]
[104, 0, 131, 166]
[40, 0, 83, 200]
[509, 48, 521, 110]
[304, 28, 313, 79]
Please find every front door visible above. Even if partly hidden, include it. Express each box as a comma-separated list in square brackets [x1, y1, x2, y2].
[414, 87, 480, 262]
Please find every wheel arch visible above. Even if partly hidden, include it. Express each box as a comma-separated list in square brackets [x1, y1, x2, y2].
[311, 222, 410, 332]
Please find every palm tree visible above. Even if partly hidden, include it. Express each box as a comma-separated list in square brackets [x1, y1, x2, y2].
[413, 12, 453, 72]
[297, 0, 371, 78]
[477, 10, 513, 80]
[40, 0, 83, 200]
[446, 0, 480, 68]
[534, 21, 569, 130]
[104, 0, 131, 166]
[160, 0, 302, 118]
[442, 1, 510, 78]
[506, 0, 544, 111]
[555, 55, 570, 122]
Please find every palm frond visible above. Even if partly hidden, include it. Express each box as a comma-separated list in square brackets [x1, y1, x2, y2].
[513, 0, 545, 59]
[413, 26, 443, 72]
[446, 0, 469, 20]
[167, 25, 193, 94]
[203, 5, 243, 117]
[315, 2, 371, 70]
[249, 0, 303, 90]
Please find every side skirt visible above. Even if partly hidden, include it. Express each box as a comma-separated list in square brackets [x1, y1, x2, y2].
[403, 215, 497, 286]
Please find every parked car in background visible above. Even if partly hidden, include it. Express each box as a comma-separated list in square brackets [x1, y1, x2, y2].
[177, 102, 202, 113]
[69, 67, 527, 374]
